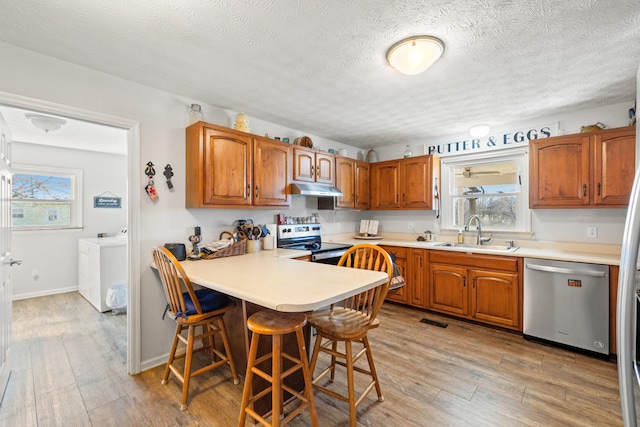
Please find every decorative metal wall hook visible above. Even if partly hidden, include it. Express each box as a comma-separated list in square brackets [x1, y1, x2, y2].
[163, 164, 174, 189]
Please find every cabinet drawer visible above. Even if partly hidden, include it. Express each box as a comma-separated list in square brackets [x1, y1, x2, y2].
[429, 250, 519, 272]
[379, 245, 407, 259]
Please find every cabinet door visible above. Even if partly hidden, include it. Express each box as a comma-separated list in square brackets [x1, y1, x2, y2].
[293, 148, 315, 183]
[315, 152, 335, 185]
[401, 156, 432, 209]
[469, 269, 519, 329]
[529, 134, 591, 207]
[335, 157, 355, 208]
[381, 246, 408, 304]
[429, 263, 468, 315]
[202, 128, 252, 206]
[253, 138, 291, 207]
[593, 127, 636, 206]
[354, 161, 370, 210]
[370, 161, 400, 209]
[409, 249, 427, 307]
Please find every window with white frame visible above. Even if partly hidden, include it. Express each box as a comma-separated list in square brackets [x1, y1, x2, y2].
[11, 165, 83, 230]
[440, 148, 530, 232]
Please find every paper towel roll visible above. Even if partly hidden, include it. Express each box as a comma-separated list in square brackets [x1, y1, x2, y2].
[263, 224, 277, 250]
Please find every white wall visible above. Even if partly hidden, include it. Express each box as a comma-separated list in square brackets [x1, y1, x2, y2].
[11, 142, 127, 299]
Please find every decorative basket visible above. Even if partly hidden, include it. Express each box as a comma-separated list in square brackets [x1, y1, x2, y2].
[200, 232, 247, 260]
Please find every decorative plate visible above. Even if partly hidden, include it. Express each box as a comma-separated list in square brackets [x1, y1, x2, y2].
[294, 136, 314, 148]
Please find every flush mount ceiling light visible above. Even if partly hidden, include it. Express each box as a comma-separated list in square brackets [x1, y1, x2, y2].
[470, 124, 491, 138]
[386, 36, 445, 75]
[24, 113, 67, 133]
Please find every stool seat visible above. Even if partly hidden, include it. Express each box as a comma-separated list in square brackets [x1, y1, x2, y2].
[239, 310, 318, 427]
[247, 311, 307, 335]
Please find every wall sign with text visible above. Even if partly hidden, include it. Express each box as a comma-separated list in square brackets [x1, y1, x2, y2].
[425, 123, 557, 157]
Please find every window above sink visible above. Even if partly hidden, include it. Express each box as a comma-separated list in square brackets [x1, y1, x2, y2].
[441, 148, 531, 233]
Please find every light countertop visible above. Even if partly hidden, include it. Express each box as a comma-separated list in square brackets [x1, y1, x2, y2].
[176, 249, 389, 312]
[323, 234, 622, 266]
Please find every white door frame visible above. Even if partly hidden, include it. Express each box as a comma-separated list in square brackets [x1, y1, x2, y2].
[0, 91, 142, 374]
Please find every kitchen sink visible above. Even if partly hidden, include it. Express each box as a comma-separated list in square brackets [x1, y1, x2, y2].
[435, 242, 519, 252]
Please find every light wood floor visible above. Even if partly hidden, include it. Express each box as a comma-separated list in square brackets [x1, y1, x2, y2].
[0, 292, 624, 426]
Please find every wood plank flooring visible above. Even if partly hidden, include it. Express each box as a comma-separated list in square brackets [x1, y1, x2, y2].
[0, 292, 624, 426]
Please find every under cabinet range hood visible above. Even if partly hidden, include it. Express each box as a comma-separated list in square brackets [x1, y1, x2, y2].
[289, 182, 343, 197]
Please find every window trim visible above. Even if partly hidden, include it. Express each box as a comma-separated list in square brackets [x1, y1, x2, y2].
[440, 147, 530, 233]
[11, 164, 83, 231]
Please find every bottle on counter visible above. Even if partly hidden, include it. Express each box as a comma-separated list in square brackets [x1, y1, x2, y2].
[457, 230, 464, 244]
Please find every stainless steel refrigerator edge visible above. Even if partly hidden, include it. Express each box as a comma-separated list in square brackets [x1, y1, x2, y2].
[617, 127, 640, 426]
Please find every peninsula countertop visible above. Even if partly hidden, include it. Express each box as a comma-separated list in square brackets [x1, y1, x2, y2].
[174, 249, 389, 312]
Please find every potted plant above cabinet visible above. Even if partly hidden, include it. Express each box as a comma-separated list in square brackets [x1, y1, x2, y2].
[185, 122, 292, 208]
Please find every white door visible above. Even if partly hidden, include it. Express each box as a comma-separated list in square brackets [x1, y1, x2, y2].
[0, 120, 15, 402]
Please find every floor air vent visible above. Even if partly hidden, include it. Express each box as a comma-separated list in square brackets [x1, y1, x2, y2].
[420, 318, 448, 328]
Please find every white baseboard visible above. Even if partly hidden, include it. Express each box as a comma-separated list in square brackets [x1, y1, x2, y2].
[12, 286, 78, 301]
[140, 353, 169, 373]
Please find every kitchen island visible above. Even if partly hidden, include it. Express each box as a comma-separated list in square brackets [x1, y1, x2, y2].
[153, 248, 389, 417]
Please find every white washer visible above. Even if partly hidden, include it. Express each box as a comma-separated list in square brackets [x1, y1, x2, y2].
[78, 236, 127, 312]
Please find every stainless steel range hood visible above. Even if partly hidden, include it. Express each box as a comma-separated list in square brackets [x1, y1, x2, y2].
[289, 182, 343, 197]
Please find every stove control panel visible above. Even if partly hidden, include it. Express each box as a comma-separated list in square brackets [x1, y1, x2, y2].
[277, 224, 321, 239]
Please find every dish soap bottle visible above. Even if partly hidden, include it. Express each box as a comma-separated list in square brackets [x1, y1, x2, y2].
[457, 229, 464, 244]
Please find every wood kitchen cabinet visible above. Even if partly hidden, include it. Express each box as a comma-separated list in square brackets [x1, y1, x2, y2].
[185, 122, 292, 208]
[529, 126, 635, 208]
[381, 245, 427, 308]
[429, 251, 522, 330]
[370, 155, 439, 210]
[381, 246, 408, 304]
[334, 156, 370, 209]
[293, 146, 335, 185]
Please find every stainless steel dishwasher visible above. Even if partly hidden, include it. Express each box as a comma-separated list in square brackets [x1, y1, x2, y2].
[523, 258, 609, 355]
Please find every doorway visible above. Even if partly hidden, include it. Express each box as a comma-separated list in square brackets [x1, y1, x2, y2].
[0, 91, 141, 375]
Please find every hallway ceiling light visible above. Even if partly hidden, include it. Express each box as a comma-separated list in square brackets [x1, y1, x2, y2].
[470, 124, 491, 138]
[386, 36, 445, 75]
[24, 113, 67, 133]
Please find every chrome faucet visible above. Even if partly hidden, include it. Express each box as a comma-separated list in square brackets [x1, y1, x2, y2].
[465, 215, 492, 245]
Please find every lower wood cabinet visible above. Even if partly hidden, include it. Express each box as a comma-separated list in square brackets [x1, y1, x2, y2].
[381, 245, 427, 308]
[429, 251, 522, 330]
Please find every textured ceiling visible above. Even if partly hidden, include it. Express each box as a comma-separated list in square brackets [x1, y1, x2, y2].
[0, 0, 639, 149]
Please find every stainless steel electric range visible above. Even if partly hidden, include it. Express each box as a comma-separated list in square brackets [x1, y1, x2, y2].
[276, 224, 352, 264]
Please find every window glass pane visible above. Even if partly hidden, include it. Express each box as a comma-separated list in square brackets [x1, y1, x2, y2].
[452, 162, 518, 196]
[11, 169, 79, 229]
[453, 195, 517, 229]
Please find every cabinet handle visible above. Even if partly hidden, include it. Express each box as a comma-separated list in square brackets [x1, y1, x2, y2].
[472, 277, 476, 288]
[463, 276, 466, 287]
[255, 185, 259, 199]
[597, 182, 601, 196]
[311, 165, 315, 177]
[246, 184, 250, 199]
[583, 184, 587, 197]
[420, 257, 423, 268]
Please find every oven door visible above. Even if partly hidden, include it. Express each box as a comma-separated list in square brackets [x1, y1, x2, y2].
[310, 249, 347, 265]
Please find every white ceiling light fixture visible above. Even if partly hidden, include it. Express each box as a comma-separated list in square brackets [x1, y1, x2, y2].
[470, 124, 491, 138]
[24, 113, 67, 133]
[386, 36, 445, 75]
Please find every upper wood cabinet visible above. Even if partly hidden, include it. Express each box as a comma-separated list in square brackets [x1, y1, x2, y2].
[334, 156, 370, 209]
[529, 126, 635, 208]
[293, 147, 335, 185]
[370, 155, 439, 210]
[185, 122, 291, 208]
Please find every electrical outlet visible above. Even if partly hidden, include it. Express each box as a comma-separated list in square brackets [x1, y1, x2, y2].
[587, 226, 597, 238]
[32, 269, 39, 279]
[408, 222, 414, 230]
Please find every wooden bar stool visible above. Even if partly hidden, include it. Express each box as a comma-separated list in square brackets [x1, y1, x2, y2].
[238, 310, 318, 427]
